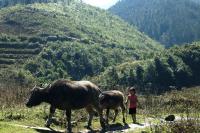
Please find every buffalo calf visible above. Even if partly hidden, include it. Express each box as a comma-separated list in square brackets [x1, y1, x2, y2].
[99, 90, 126, 125]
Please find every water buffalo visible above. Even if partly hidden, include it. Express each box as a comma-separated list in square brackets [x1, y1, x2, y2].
[99, 90, 126, 125]
[26, 79, 105, 132]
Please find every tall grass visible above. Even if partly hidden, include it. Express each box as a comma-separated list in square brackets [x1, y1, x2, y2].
[0, 82, 29, 108]
[138, 87, 200, 116]
[149, 117, 200, 133]
[0, 81, 29, 120]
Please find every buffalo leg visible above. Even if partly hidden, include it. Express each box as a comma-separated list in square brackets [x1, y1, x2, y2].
[94, 106, 105, 129]
[45, 106, 55, 127]
[113, 109, 118, 123]
[66, 109, 72, 133]
[106, 108, 110, 125]
[121, 103, 126, 124]
[85, 106, 95, 128]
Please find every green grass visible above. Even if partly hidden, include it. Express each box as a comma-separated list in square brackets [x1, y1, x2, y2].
[0, 122, 36, 133]
[0, 86, 199, 132]
[0, 106, 150, 133]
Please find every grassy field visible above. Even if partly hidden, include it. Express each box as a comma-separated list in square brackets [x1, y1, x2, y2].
[0, 83, 199, 132]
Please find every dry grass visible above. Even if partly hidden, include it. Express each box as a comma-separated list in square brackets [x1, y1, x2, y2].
[138, 87, 200, 116]
[149, 118, 200, 133]
[0, 82, 30, 108]
[137, 87, 200, 133]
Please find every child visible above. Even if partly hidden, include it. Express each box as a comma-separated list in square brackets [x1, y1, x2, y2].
[126, 87, 138, 123]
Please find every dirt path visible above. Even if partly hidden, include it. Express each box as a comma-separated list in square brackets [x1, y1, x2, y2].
[11, 116, 198, 133]
[8, 115, 200, 132]
[10, 122, 150, 133]
[9, 124, 64, 133]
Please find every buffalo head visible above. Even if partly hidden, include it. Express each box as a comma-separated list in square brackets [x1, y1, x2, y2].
[26, 86, 44, 108]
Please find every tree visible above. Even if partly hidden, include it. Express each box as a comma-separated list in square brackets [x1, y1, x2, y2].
[154, 57, 175, 88]
[127, 69, 136, 86]
[107, 67, 119, 87]
[136, 65, 144, 87]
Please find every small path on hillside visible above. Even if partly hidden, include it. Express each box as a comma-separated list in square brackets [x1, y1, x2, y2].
[9, 124, 64, 133]
[10, 116, 200, 132]
[10, 121, 150, 133]
[81, 122, 150, 133]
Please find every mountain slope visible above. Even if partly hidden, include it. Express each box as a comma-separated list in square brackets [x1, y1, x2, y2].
[0, 3, 161, 48]
[110, 0, 200, 47]
[0, 0, 70, 8]
[0, 2, 163, 82]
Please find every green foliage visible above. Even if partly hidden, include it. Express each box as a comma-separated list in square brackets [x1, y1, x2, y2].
[110, 0, 200, 46]
[0, 2, 163, 83]
[93, 43, 200, 93]
[25, 41, 157, 81]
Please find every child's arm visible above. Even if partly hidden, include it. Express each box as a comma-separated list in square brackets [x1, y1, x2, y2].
[125, 99, 129, 105]
[125, 95, 130, 105]
[125, 89, 129, 104]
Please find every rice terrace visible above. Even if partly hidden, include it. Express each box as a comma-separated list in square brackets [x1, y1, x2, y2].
[0, 0, 200, 133]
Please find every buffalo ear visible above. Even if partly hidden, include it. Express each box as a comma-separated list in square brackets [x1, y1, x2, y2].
[34, 87, 40, 91]
[31, 85, 37, 91]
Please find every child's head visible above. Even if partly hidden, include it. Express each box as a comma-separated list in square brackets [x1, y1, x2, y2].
[129, 87, 136, 95]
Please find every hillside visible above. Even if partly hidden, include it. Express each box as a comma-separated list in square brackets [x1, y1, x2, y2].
[0, 0, 71, 8]
[92, 42, 200, 93]
[0, 2, 162, 82]
[110, 0, 200, 47]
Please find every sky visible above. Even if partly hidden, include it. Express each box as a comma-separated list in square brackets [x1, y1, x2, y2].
[82, 0, 119, 9]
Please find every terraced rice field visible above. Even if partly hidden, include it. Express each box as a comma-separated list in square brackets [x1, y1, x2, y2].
[0, 42, 42, 68]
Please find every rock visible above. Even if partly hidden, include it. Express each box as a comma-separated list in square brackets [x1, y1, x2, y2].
[165, 115, 175, 121]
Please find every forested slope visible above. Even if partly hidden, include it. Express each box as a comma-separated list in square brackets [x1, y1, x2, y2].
[92, 43, 200, 93]
[110, 0, 200, 47]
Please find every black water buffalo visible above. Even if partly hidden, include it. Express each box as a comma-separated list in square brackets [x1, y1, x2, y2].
[26, 79, 105, 132]
[99, 90, 126, 125]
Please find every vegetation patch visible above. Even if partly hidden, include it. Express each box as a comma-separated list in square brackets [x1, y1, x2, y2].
[93, 43, 200, 93]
